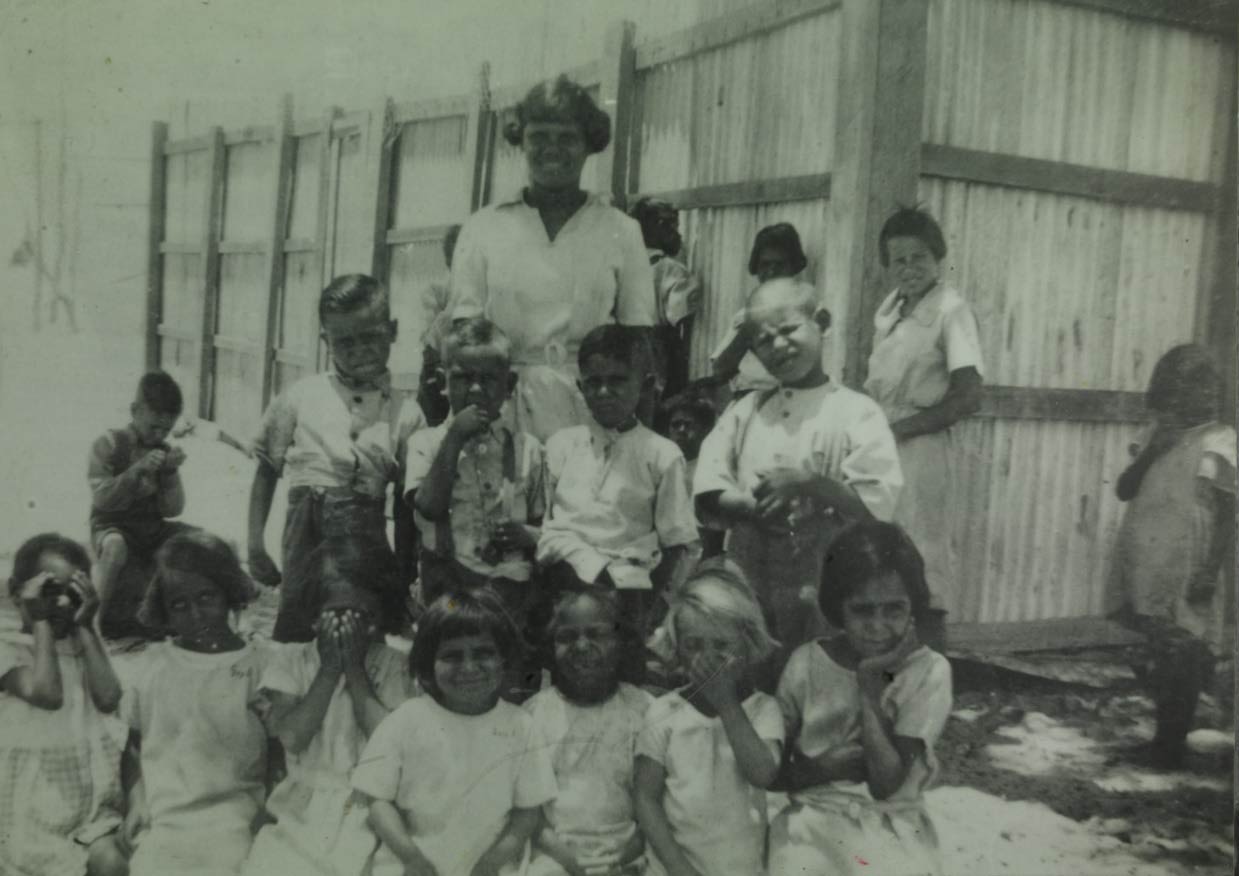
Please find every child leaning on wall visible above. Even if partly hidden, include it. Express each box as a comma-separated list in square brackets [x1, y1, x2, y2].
[247, 274, 426, 642]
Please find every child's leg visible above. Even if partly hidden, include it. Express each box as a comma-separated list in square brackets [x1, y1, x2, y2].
[272, 487, 322, 643]
[92, 531, 129, 616]
[1147, 634, 1214, 767]
[85, 833, 128, 876]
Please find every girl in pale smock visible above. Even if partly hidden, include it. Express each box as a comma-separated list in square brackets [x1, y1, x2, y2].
[0, 534, 125, 876]
[447, 76, 655, 443]
[242, 539, 418, 876]
[1109, 344, 1236, 769]
[635, 560, 784, 876]
[121, 531, 270, 876]
[863, 207, 983, 650]
[523, 588, 651, 876]
[768, 522, 952, 876]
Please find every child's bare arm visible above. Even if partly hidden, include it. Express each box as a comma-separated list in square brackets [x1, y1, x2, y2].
[856, 630, 922, 799]
[471, 806, 541, 876]
[692, 657, 780, 789]
[247, 461, 282, 586]
[711, 321, 753, 384]
[155, 467, 186, 518]
[3, 574, 64, 710]
[779, 742, 868, 791]
[534, 823, 587, 876]
[1193, 484, 1235, 601]
[75, 621, 122, 713]
[695, 489, 757, 526]
[340, 622, 393, 737]
[634, 756, 701, 876]
[651, 544, 688, 592]
[366, 798, 439, 876]
[889, 366, 982, 441]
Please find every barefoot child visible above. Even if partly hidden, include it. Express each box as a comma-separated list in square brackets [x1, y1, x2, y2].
[121, 531, 269, 876]
[352, 590, 555, 876]
[635, 560, 783, 876]
[1109, 344, 1236, 769]
[88, 371, 190, 636]
[248, 274, 426, 642]
[768, 522, 951, 876]
[241, 538, 418, 876]
[524, 588, 652, 876]
[0, 535, 125, 876]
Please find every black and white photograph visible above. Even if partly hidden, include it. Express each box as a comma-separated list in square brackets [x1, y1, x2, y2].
[0, 1, 1235, 874]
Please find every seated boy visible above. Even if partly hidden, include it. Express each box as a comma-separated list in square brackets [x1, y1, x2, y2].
[405, 318, 544, 696]
[89, 371, 190, 637]
[537, 324, 699, 681]
[694, 278, 903, 661]
[248, 274, 426, 642]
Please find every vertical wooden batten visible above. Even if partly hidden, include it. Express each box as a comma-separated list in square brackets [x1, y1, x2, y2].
[260, 96, 295, 409]
[466, 63, 492, 213]
[368, 99, 397, 282]
[145, 122, 169, 372]
[596, 20, 637, 206]
[196, 127, 227, 419]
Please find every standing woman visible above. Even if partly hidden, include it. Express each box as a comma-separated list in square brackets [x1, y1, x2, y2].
[447, 75, 656, 443]
[863, 207, 983, 651]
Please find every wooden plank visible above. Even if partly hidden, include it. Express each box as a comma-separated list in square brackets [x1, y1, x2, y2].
[163, 133, 214, 155]
[392, 93, 471, 125]
[196, 128, 227, 420]
[369, 100, 397, 281]
[145, 122, 169, 371]
[634, 0, 842, 70]
[949, 616, 1145, 655]
[216, 239, 265, 254]
[977, 386, 1147, 423]
[313, 109, 337, 367]
[1049, 0, 1236, 37]
[261, 95, 296, 408]
[282, 237, 317, 253]
[212, 334, 263, 354]
[156, 323, 196, 343]
[596, 20, 637, 203]
[290, 118, 325, 138]
[331, 110, 368, 135]
[385, 224, 460, 246]
[158, 242, 200, 255]
[1199, 60, 1237, 425]
[921, 143, 1223, 213]
[465, 63, 492, 213]
[842, 0, 929, 387]
[273, 348, 313, 367]
[223, 124, 275, 146]
[638, 174, 832, 210]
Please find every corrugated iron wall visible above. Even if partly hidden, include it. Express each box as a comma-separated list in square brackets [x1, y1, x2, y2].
[923, 0, 1234, 621]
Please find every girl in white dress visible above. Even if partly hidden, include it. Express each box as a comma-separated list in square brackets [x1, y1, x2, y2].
[768, 522, 952, 876]
[635, 559, 783, 876]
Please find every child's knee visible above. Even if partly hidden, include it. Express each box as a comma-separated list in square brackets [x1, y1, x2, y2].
[86, 833, 129, 876]
[97, 533, 130, 566]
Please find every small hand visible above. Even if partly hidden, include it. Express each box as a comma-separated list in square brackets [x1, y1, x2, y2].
[449, 405, 494, 441]
[689, 651, 742, 711]
[339, 611, 368, 672]
[857, 626, 920, 692]
[138, 448, 168, 474]
[247, 547, 282, 588]
[753, 467, 816, 504]
[163, 446, 187, 470]
[68, 572, 99, 627]
[490, 521, 536, 554]
[315, 612, 346, 675]
[19, 572, 56, 622]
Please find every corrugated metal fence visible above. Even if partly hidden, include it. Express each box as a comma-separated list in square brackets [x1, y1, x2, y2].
[144, 0, 1235, 625]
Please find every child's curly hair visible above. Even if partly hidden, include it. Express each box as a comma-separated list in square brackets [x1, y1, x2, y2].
[138, 529, 252, 630]
[8, 533, 90, 597]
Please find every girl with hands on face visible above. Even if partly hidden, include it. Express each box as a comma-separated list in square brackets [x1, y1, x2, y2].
[768, 522, 951, 876]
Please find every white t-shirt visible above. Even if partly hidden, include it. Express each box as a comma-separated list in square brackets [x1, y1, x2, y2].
[352, 695, 556, 876]
[637, 690, 784, 876]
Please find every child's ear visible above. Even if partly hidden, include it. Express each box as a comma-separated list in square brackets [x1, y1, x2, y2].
[813, 307, 832, 332]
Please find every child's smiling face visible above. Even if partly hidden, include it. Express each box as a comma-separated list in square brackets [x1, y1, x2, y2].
[445, 349, 512, 420]
[885, 235, 941, 301]
[321, 303, 396, 385]
[579, 353, 644, 430]
[551, 594, 620, 704]
[433, 633, 503, 715]
[161, 568, 232, 651]
[840, 571, 912, 659]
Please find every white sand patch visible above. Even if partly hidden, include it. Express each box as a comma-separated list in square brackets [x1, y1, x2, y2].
[985, 711, 1108, 775]
[951, 706, 986, 723]
[1093, 768, 1229, 794]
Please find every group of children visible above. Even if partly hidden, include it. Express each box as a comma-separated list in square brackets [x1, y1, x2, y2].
[1, 219, 1232, 873]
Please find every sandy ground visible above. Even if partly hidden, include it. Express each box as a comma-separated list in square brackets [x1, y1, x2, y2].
[1, 326, 1232, 876]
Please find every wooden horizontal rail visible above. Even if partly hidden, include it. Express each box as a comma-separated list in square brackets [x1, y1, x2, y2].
[156, 323, 197, 343]
[385, 224, 458, 246]
[282, 237, 318, 253]
[391, 371, 420, 393]
[1051, 0, 1236, 37]
[274, 349, 314, 367]
[330, 111, 369, 135]
[159, 241, 201, 255]
[212, 334, 263, 354]
[223, 125, 275, 146]
[921, 144, 1222, 213]
[977, 386, 1146, 423]
[217, 240, 266, 255]
[636, 173, 832, 210]
[290, 118, 329, 138]
[949, 616, 1145, 655]
[163, 133, 214, 155]
[635, 0, 841, 70]
[393, 94, 472, 124]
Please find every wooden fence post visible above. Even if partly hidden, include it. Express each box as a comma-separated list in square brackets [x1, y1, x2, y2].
[197, 127, 226, 419]
[836, 0, 929, 387]
[467, 63, 492, 212]
[368, 98, 397, 282]
[145, 122, 168, 372]
[260, 96, 295, 409]
[597, 20, 637, 206]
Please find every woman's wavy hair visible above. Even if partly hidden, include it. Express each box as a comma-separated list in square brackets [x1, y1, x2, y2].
[504, 75, 611, 154]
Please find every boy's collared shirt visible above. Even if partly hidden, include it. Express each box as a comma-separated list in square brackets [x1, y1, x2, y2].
[404, 418, 544, 582]
[694, 379, 903, 522]
[538, 422, 699, 590]
[252, 371, 426, 498]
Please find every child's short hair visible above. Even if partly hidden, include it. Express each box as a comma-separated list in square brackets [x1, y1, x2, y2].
[577, 324, 650, 373]
[314, 534, 404, 634]
[878, 206, 947, 268]
[442, 224, 463, 268]
[440, 317, 512, 366]
[318, 274, 389, 322]
[654, 558, 779, 665]
[8, 533, 90, 597]
[660, 391, 717, 430]
[503, 75, 611, 154]
[746, 278, 821, 321]
[1146, 343, 1221, 426]
[818, 522, 931, 628]
[747, 223, 808, 277]
[409, 590, 521, 696]
[138, 529, 252, 630]
[629, 197, 679, 251]
[136, 371, 184, 417]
